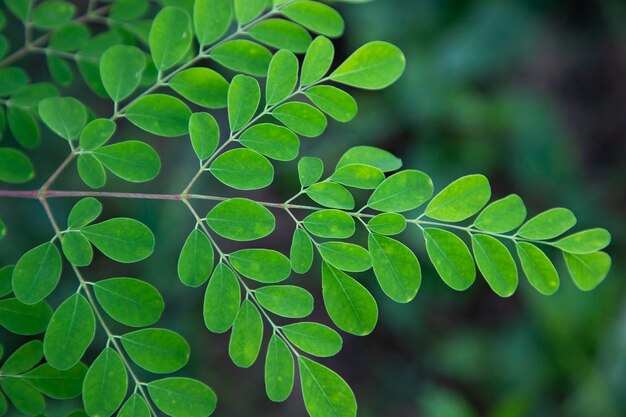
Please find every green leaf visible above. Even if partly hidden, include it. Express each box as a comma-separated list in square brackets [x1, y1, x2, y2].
[121, 329, 190, 374]
[76, 31, 122, 97]
[210, 148, 274, 190]
[210, 40, 272, 76]
[306, 85, 358, 123]
[0, 147, 35, 183]
[336, 146, 402, 172]
[229, 299, 264, 368]
[319, 242, 372, 272]
[282, 1, 344, 37]
[61, 231, 93, 267]
[78, 154, 106, 189]
[0, 265, 13, 297]
[3, 0, 29, 20]
[249, 19, 312, 52]
[266, 50, 299, 106]
[206, 198, 275, 241]
[79, 119, 116, 151]
[10, 81, 59, 110]
[189, 112, 220, 160]
[0, 377, 45, 416]
[149, 6, 192, 71]
[234, 0, 265, 24]
[472, 234, 518, 297]
[93, 141, 160, 183]
[148, 378, 217, 417]
[301, 36, 334, 86]
[100, 45, 145, 102]
[7, 107, 40, 148]
[255, 285, 314, 318]
[0, 67, 29, 96]
[49, 22, 90, 52]
[554, 228, 611, 254]
[0, 298, 52, 335]
[564, 252, 611, 291]
[125, 94, 192, 137]
[423, 228, 476, 291]
[474, 194, 527, 233]
[265, 334, 294, 402]
[93, 277, 164, 327]
[13, 242, 62, 304]
[332, 163, 383, 189]
[367, 213, 406, 235]
[82, 218, 155, 263]
[118, 393, 151, 417]
[283, 322, 342, 357]
[68, 197, 102, 229]
[0, 340, 43, 374]
[47, 55, 73, 86]
[303, 209, 355, 239]
[169, 68, 229, 109]
[194, 0, 233, 46]
[178, 229, 214, 287]
[83, 348, 128, 417]
[23, 363, 86, 399]
[43, 294, 95, 370]
[203, 263, 241, 333]
[517, 208, 577, 240]
[229, 249, 291, 283]
[330, 41, 406, 90]
[299, 357, 357, 417]
[38, 96, 87, 140]
[299, 156, 324, 187]
[228, 74, 260, 131]
[239, 123, 300, 161]
[322, 263, 378, 335]
[306, 182, 354, 210]
[290, 228, 314, 274]
[516, 242, 559, 295]
[110, 0, 149, 21]
[31, 0, 76, 29]
[272, 102, 327, 137]
[368, 234, 421, 303]
[425, 175, 491, 222]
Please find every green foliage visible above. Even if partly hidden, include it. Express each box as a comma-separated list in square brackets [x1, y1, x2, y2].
[0, 1, 613, 417]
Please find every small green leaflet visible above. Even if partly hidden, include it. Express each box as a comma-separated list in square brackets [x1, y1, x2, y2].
[322, 263, 378, 336]
[472, 234, 518, 297]
[336, 146, 402, 172]
[194, 0, 233, 46]
[210, 40, 272, 76]
[93, 278, 164, 327]
[178, 229, 215, 287]
[23, 363, 87, 399]
[474, 194, 527, 233]
[210, 148, 274, 190]
[0, 147, 35, 184]
[517, 207, 577, 240]
[92, 140, 161, 183]
[299, 156, 324, 187]
[423, 228, 476, 291]
[118, 393, 151, 417]
[206, 198, 275, 241]
[272, 102, 327, 137]
[368, 213, 407, 235]
[255, 285, 314, 318]
[170, 68, 229, 109]
[290, 228, 314, 274]
[12, 242, 62, 304]
[204, 263, 241, 333]
[299, 357, 357, 417]
[81, 218, 155, 263]
[0, 340, 43, 375]
[0, 298, 52, 335]
[516, 242, 559, 295]
[249, 19, 312, 53]
[83, 348, 128, 417]
[564, 251, 611, 291]
[148, 378, 217, 417]
[281, 1, 344, 38]
[68, 197, 102, 228]
[319, 242, 372, 273]
[100, 45, 146, 102]
[189, 112, 220, 160]
[283, 322, 342, 357]
[239, 123, 300, 161]
[306, 182, 355, 210]
[303, 209, 355, 239]
[1, 377, 45, 415]
[369, 234, 421, 303]
[332, 163, 383, 189]
[229, 299, 263, 368]
[78, 154, 106, 189]
[125, 94, 191, 137]
[330, 41, 405, 90]
[425, 174, 491, 222]
[229, 249, 292, 283]
[121, 328, 190, 374]
[234, 0, 265, 24]
[368, 170, 433, 212]
[228, 74, 260, 132]
[38, 96, 86, 140]
[149, 6, 192, 71]
[266, 50, 299, 106]
[31, 1, 76, 29]
[79, 118, 115, 151]
[62, 231, 93, 266]
[43, 294, 95, 370]
[554, 228, 611, 254]
[265, 334, 294, 402]
[301, 36, 334, 86]
[306, 85, 358, 123]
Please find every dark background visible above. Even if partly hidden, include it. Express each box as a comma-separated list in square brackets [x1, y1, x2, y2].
[1, 0, 625, 416]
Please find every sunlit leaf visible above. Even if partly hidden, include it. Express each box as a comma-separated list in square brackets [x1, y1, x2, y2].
[265, 334, 294, 402]
[204, 263, 241, 333]
[149, 6, 192, 71]
[229, 299, 263, 368]
[206, 198, 275, 241]
[369, 234, 421, 302]
[255, 285, 314, 318]
[283, 322, 342, 357]
[425, 175, 491, 222]
[229, 249, 291, 283]
[330, 41, 405, 89]
[210, 148, 274, 190]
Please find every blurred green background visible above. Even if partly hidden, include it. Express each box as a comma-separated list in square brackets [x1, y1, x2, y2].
[1, 0, 625, 416]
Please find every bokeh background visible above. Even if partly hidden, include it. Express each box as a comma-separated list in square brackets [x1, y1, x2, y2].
[1, 0, 625, 416]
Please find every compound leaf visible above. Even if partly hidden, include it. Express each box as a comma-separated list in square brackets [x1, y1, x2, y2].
[44, 294, 95, 370]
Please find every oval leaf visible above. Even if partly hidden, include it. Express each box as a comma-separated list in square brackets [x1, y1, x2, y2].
[121, 329, 190, 374]
[94, 278, 164, 327]
[13, 242, 62, 304]
[82, 218, 155, 263]
[206, 198, 275, 241]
